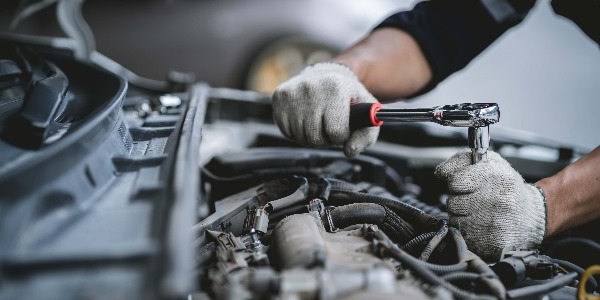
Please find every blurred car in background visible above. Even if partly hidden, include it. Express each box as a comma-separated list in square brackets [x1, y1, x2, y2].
[0, 0, 413, 93]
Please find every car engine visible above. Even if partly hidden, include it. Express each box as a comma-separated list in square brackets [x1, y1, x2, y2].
[1, 5, 599, 299]
[191, 116, 597, 299]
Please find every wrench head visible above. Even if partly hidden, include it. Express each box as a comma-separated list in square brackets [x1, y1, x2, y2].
[434, 103, 500, 127]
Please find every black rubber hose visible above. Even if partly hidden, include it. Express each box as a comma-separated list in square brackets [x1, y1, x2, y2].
[383, 165, 406, 196]
[442, 272, 482, 282]
[328, 203, 384, 229]
[448, 227, 507, 299]
[328, 191, 439, 231]
[201, 167, 254, 182]
[403, 231, 436, 253]
[545, 237, 600, 257]
[424, 261, 469, 275]
[506, 272, 577, 299]
[268, 204, 305, 222]
[420, 221, 448, 261]
[318, 177, 332, 200]
[380, 205, 417, 245]
[328, 203, 415, 244]
[328, 178, 365, 193]
[370, 229, 494, 300]
[550, 258, 598, 292]
[397, 194, 446, 218]
[330, 179, 446, 219]
[447, 227, 471, 261]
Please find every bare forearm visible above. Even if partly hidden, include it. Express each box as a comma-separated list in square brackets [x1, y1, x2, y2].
[331, 28, 432, 102]
[537, 146, 600, 237]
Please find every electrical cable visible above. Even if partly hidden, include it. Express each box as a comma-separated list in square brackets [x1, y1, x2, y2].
[424, 261, 469, 275]
[420, 221, 448, 261]
[550, 258, 598, 293]
[369, 228, 494, 299]
[328, 190, 440, 231]
[327, 203, 416, 244]
[397, 194, 447, 218]
[447, 227, 506, 298]
[442, 272, 482, 282]
[507, 272, 577, 299]
[403, 231, 436, 253]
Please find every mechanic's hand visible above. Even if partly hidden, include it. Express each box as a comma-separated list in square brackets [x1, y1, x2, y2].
[435, 150, 547, 260]
[272, 62, 379, 158]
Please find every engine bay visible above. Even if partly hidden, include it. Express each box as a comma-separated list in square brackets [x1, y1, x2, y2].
[189, 95, 599, 299]
[0, 34, 599, 300]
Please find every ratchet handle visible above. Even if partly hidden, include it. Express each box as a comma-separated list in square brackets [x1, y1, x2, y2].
[349, 102, 383, 131]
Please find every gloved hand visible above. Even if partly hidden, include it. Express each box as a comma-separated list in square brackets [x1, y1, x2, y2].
[272, 62, 379, 158]
[435, 150, 547, 260]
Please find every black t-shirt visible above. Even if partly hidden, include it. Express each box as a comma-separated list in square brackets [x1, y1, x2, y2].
[375, 0, 600, 96]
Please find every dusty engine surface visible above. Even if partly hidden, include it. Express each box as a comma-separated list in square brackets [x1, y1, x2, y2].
[192, 147, 593, 300]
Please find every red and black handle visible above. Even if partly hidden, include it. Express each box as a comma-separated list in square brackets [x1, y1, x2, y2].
[349, 102, 383, 131]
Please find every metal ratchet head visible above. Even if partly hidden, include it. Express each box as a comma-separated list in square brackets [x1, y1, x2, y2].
[430, 103, 500, 128]
[349, 102, 500, 164]
[431, 103, 499, 164]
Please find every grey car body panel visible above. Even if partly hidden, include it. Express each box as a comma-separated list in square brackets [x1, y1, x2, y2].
[0, 0, 412, 87]
[0, 38, 202, 299]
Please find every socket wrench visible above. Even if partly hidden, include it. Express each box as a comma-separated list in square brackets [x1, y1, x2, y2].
[349, 103, 500, 164]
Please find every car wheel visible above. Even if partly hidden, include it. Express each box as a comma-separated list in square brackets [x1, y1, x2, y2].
[245, 38, 336, 94]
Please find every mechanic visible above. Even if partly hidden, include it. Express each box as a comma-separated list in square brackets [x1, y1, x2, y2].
[271, 0, 600, 260]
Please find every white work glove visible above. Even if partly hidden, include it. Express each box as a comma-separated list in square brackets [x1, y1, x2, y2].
[272, 62, 379, 158]
[435, 150, 547, 260]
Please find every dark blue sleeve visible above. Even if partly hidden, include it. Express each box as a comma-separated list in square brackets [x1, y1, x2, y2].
[552, 0, 600, 46]
[374, 0, 536, 96]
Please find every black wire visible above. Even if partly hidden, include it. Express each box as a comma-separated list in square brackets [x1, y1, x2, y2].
[424, 261, 469, 275]
[506, 272, 577, 299]
[370, 228, 495, 299]
[419, 221, 448, 261]
[550, 258, 598, 292]
[201, 167, 254, 182]
[327, 203, 416, 245]
[328, 190, 440, 231]
[403, 231, 436, 253]
[442, 272, 482, 282]
[397, 194, 446, 218]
